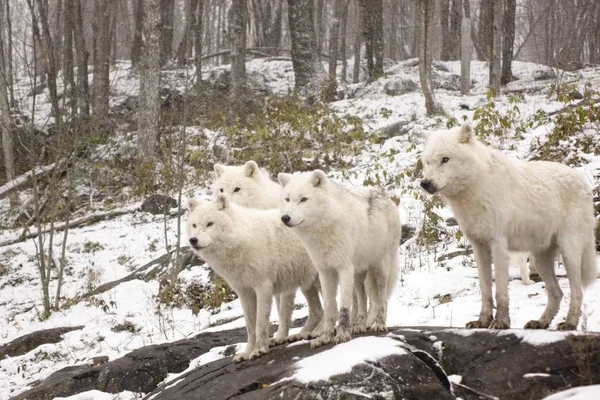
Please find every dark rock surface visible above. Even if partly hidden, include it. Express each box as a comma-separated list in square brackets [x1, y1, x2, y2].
[140, 195, 177, 215]
[11, 325, 600, 400]
[0, 326, 84, 360]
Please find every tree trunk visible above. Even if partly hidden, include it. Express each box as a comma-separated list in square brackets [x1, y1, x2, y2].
[2, 0, 15, 106]
[489, 0, 502, 95]
[264, 0, 283, 55]
[353, 0, 362, 83]
[475, 0, 491, 60]
[501, 0, 515, 85]
[440, 0, 450, 61]
[63, 0, 76, 115]
[0, 21, 16, 206]
[418, 0, 439, 116]
[92, 0, 113, 117]
[54, 0, 63, 73]
[160, 0, 174, 66]
[325, 0, 342, 100]
[138, 0, 161, 158]
[29, 0, 62, 126]
[315, 0, 324, 55]
[195, 0, 205, 83]
[176, 0, 200, 66]
[72, 0, 90, 116]
[229, 0, 248, 122]
[449, 0, 461, 60]
[340, 0, 349, 82]
[461, 15, 472, 95]
[131, 0, 144, 67]
[287, 0, 327, 100]
[359, 0, 383, 80]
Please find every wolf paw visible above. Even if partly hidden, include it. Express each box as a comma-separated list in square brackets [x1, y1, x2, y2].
[287, 332, 313, 343]
[489, 319, 510, 329]
[522, 278, 535, 285]
[556, 322, 577, 331]
[466, 319, 492, 329]
[370, 322, 388, 333]
[352, 323, 368, 335]
[524, 320, 549, 330]
[335, 330, 352, 344]
[269, 336, 288, 347]
[310, 331, 334, 349]
[249, 346, 269, 360]
[232, 352, 250, 363]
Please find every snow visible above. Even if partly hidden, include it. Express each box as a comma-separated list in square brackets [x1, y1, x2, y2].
[0, 57, 599, 399]
[543, 385, 600, 400]
[524, 373, 552, 378]
[281, 336, 408, 384]
[54, 391, 139, 400]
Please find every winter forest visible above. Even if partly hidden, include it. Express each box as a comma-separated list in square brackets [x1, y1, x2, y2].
[0, 0, 600, 399]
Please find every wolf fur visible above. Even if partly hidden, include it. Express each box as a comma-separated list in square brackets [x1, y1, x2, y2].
[187, 196, 322, 362]
[278, 170, 401, 348]
[420, 123, 597, 330]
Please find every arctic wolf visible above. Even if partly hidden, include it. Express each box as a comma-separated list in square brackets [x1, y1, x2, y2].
[278, 170, 401, 347]
[213, 160, 280, 209]
[213, 160, 322, 343]
[510, 252, 535, 285]
[187, 196, 322, 362]
[420, 123, 597, 330]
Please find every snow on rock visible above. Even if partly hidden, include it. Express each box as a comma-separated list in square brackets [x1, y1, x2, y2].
[284, 336, 408, 384]
[543, 385, 600, 400]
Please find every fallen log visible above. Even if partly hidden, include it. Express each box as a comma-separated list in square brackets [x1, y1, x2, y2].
[0, 205, 139, 248]
[0, 163, 58, 200]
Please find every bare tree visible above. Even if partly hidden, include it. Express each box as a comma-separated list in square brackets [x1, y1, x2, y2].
[63, 0, 77, 115]
[489, 0, 502, 95]
[176, 0, 200, 66]
[0, 18, 16, 207]
[139, 0, 161, 158]
[160, 0, 174, 66]
[352, 0, 362, 84]
[195, 0, 205, 84]
[501, 0, 516, 84]
[418, 0, 440, 116]
[1, 0, 15, 106]
[73, 0, 90, 116]
[339, 0, 349, 82]
[475, 0, 492, 60]
[287, 0, 327, 100]
[92, 0, 113, 116]
[131, 0, 144, 67]
[229, 0, 248, 121]
[359, 0, 384, 80]
[325, 0, 342, 100]
[264, 0, 284, 55]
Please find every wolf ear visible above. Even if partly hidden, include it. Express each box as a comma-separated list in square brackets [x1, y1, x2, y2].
[215, 194, 229, 210]
[214, 164, 225, 178]
[311, 170, 327, 188]
[244, 160, 259, 178]
[187, 198, 199, 212]
[278, 172, 291, 187]
[459, 123, 474, 144]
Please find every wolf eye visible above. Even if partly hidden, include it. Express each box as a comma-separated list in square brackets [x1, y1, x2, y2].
[192, 223, 197, 228]
[219, 188, 224, 193]
[207, 222, 213, 227]
[233, 187, 240, 193]
[300, 197, 308, 203]
[441, 157, 449, 164]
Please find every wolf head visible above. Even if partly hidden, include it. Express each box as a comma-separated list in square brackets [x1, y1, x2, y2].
[277, 170, 331, 228]
[213, 161, 269, 208]
[186, 195, 234, 254]
[420, 123, 483, 197]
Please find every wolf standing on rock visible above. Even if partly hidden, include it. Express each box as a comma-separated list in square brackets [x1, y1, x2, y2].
[278, 170, 401, 347]
[420, 123, 597, 330]
[186, 196, 322, 362]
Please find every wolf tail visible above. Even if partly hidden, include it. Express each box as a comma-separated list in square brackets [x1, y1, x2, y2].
[581, 238, 598, 288]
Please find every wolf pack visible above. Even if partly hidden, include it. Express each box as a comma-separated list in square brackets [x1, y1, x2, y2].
[186, 123, 598, 363]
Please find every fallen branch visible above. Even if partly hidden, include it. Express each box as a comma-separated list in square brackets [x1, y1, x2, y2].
[374, 120, 412, 139]
[0, 163, 58, 200]
[0, 205, 139, 247]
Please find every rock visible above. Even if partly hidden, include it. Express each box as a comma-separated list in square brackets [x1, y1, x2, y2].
[569, 90, 584, 100]
[433, 73, 462, 91]
[141, 195, 177, 215]
[384, 79, 418, 96]
[534, 69, 557, 81]
[432, 60, 450, 72]
[144, 328, 600, 400]
[401, 224, 416, 244]
[0, 326, 84, 360]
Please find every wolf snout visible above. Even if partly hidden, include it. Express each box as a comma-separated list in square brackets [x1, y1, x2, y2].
[189, 237, 199, 246]
[281, 215, 291, 225]
[420, 179, 437, 194]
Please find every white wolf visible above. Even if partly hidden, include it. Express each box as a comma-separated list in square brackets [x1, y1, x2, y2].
[420, 123, 597, 330]
[213, 161, 280, 209]
[212, 160, 323, 343]
[510, 252, 536, 285]
[278, 170, 401, 347]
[187, 196, 322, 362]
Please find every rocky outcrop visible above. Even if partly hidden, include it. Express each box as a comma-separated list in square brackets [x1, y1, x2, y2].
[11, 325, 600, 400]
[0, 326, 84, 360]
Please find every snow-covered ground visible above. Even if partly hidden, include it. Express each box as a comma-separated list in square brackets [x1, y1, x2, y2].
[1, 58, 599, 399]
